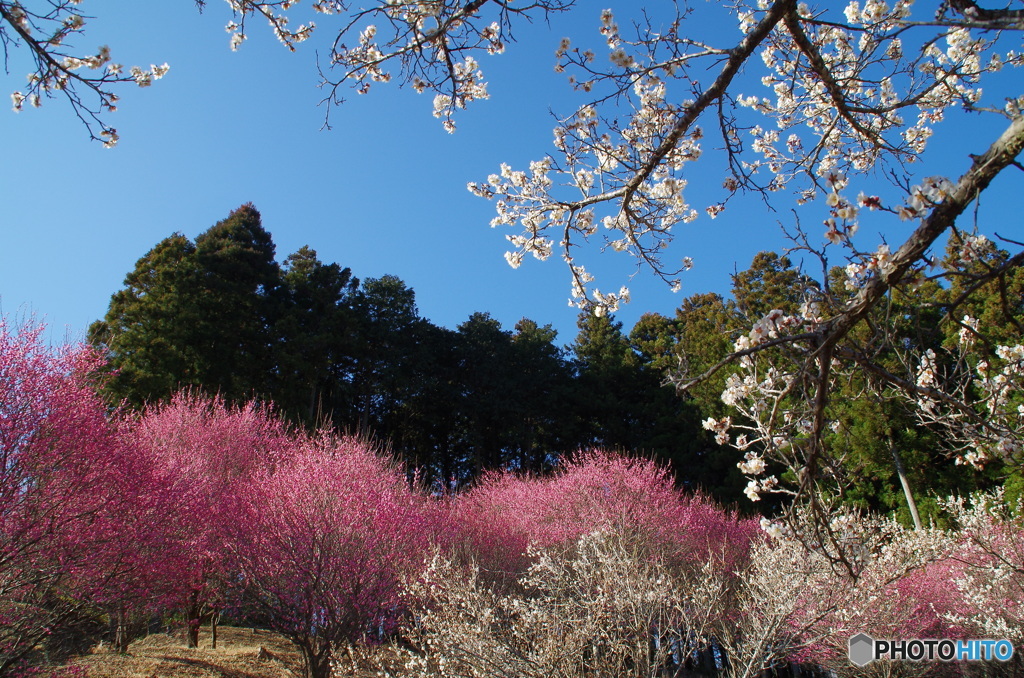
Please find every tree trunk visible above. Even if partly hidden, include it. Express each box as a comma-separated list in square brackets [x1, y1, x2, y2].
[210, 611, 219, 650]
[889, 440, 923, 531]
[299, 640, 334, 678]
[113, 608, 130, 654]
[184, 600, 201, 648]
[305, 383, 317, 426]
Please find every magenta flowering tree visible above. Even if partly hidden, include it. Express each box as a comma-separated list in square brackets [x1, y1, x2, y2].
[455, 450, 758, 583]
[230, 434, 437, 678]
[127, 391, 296, 649]
[0, 319, 140, 675]
[542, 452, 759, 569]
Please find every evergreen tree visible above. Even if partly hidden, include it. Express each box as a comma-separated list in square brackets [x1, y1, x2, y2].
[89, 234, 204, 406]
[384, 322, 464, 488]
[349, 275, 426, 435]
[630, 307, 747, 504]
[454, 312, 517, 475]
[273, 246, 358, 426]
[731, 251, 814, 319]
[91, 204, 280, 406]
[508, 318, 576, 474]
[670, 293, 742, 419]
[381, 314, 576, 486]
[191, 203, 279, 401]
[570, 312, 653, 451]
[941, 233, 1024, 349]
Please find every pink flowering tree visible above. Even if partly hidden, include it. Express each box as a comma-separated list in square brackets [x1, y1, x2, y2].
[0, 319, 141, 674]
[230, 434, 438, 678]
[456, 451, 757, 580]
[127, 391, 296, 649]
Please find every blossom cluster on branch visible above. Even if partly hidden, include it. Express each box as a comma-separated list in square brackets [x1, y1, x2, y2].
[1, 1, 170, 145]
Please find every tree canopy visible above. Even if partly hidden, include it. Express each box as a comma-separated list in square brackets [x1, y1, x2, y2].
[89, 204, 280, 406]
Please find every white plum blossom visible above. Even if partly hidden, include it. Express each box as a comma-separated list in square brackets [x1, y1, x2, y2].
[959, 315, 980, 347]
[759, 516, 786, 539]
[738, 453, 767, 475]
[958, 234, 993, 265]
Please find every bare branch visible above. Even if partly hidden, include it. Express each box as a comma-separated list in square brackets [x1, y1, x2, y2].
[822, 114, 1024, 351]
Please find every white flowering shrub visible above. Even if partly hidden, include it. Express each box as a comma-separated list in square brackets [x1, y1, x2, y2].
[940, 490, 1024, 646]
[910, 331, 1024, 470]
[397, 529, 752, 678]
[380, 508, 972, 678]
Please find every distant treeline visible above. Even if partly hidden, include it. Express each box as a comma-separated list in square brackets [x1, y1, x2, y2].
[90, 203, 1015, 515]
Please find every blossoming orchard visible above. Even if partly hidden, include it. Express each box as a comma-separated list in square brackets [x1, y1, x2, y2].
[3, 0, 1024, 676]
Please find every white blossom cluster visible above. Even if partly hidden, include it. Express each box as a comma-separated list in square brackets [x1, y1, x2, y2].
[700, 300, 857, 506]
[392, 523, 913, 677]
[958, 314, 980, 347]
[398, 529, 723, 677]
[910, 328, 1024, 469]
[4, 1, 171, 146]
[718, 279, 1023, 507]
[897, 175, 956, 222]
[957, 233, 994, 265]
[350, 500, 1006, 677]
[812, 172, 958, 290]
[939, 490, 1024, 645]
[971, 344, 1024, 463]
[470, 55, 700, 312]
[223, 0, 315, 52]
[304, 0, 517, 129]
[460, 0, 1020, 308]
[803, 510, 953, 652]
[742, 0, 1010, 192]
[429, 55, 488, 133]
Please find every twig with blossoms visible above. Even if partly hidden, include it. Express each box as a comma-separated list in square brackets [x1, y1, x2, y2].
[1, 1, 169, 145]
[466, 0, 1022, 311]
[472, 2, 796, 313]
[214, 0, 316, 53]
[310, 0, 573, 132]
[903, 337, 1024, 469]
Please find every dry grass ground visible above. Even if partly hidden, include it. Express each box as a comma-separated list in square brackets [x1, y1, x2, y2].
[62, 626, 304, 678]
[53, 626, 409, 678]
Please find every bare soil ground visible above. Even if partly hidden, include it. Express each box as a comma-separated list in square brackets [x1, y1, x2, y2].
[63, 627, 305, 678]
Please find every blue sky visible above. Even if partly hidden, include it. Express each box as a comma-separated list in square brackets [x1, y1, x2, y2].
[2, 1, 1021, 348]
